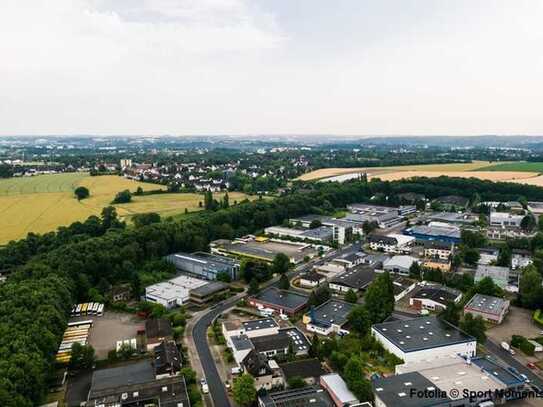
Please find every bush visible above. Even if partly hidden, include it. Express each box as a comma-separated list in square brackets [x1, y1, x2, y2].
[511, 335, 536, 356]
[533, 309, 543, 327]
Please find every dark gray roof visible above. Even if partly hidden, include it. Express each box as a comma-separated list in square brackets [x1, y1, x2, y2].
[253, 287, 309, 311]
[89, 360, 155, 394]
[259, 386, 334, 407]
[281, 327, 310, 354]
[190, 281, 229, 297]
[231, 335, 254, 351]
[411, 287, 461, 307]
[251, 331, 291, 353]
[373, 371, 451, 407]
[372, 316, 475, 353]
[301, 272, 327, 282]
[279, 359, 326, 380]
[145, 318, 173, 340]
[367, 234, 398, 245]
[309, 300, 354, 328]
[472, 357, 524, 386]
[329, 266, 375, 290]
[154, 340, 182, 375]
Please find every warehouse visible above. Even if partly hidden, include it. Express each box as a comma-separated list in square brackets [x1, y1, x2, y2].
[145, 275, 208, 308]
[264, 225, 333, 243]
[303, 299, 354, 336]
[368, 233, 415, 253]
[165, 251, 239, 280]
[403, 224, 461, 244]
[328, 266, 375, 293]
[249, 287, 309, 315]
[464, 294, 510, 324]
[382, 255, 419, 276]
[189, 281, 229, 305]
[371, 316, 476, 364]
[258, 386, 334, 407]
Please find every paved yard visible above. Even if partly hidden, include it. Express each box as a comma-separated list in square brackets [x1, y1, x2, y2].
[487, 306, 542, 344]
[71, 311, 145, 359]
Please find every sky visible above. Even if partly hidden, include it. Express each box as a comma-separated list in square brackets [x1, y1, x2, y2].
[1, 0, 543, 136]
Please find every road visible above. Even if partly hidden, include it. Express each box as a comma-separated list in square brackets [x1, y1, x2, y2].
[485, 338, 543, 389]
[190, 242, 360, 407]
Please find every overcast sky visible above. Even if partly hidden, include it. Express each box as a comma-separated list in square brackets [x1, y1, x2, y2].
[2, 0, 543, 136]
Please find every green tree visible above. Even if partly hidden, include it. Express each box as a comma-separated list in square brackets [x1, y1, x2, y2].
[222, 192, 230, 209]
[439, 302, 461, 326]
[461, 229, 487, 248]
[343, 356, 374, 402]
[364, 272, 394, 323]
[463, 248, 480, 266]
[521, 214, 537, 232]
[409, 261, 422, 279]
[347, 305, 370, 335]
[287, 376, 305, 389]
[69, 343, 95, 370]
[309, 219, 322, 229]
[344, 289, 358, 303]
[248, 278, 260, 295]
[519, 265, 543, 309]
[132, 212, 161, 228]
[272, 253, 290, 274]
[216, 271, 232, 283]
[497, 246, 512, 267]
[112, 189, 132, 204]
[473, 276, 502, 297]
[460, 313, 486, 343]
[279, 274, 290, 290]
[74, 186, 90, 200]
[232, 374, 256, 407]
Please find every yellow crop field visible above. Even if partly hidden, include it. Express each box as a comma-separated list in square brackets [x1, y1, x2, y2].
[296, 161, 496, 181]
[0, 173, 250, 244]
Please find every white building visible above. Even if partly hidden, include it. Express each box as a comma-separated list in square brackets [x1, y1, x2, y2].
[145, 275, 208, 308]
[511, 249, 533, 270]
[371, 316, 476, 364]
[367, 234, 415, 254]
[382, 255, 419, 276]
[490, 211, 523, 228]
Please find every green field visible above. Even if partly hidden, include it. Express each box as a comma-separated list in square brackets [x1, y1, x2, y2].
[0, 173, 250, 244]
[476, 162, 543, 172]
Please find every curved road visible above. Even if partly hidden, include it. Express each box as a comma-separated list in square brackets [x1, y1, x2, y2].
[191, 243, 360, 407]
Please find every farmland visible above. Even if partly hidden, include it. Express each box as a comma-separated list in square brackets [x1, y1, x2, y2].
[296, 161, 543, 185]
[476, 161, 543, 173]
[0, 173, 249, 244]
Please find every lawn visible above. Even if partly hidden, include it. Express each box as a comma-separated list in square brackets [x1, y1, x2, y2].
[0, 173, 251, 244]
[476, 161, 543, 173]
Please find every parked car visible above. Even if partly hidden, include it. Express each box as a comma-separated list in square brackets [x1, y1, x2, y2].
[527, 362, 537, 370]
[201, 378, 209, 394]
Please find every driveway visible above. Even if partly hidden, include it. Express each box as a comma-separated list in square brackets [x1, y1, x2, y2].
[487, 306, 542, 344]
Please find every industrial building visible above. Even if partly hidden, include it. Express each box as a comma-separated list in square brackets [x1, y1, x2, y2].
[189, 281, 229, 305]
[346, 203, 409, 229]
[258, 386, 334, 407]
[490, 211, 524, 228]
[464, 294, 510, 324]
[428, 212, 478, 226]
[145, 275, 208, 308]
[264, 225, 334, 243]
[374, 355, 528, 407]
[211, 237, 320, 264]
[288, 215, 354, 244]
[303, 299, 354, 336]
[409, 285, 462, 311]
[371, 316, 476, 364]
[249, 287, 309, 315]
[382, 255, 419, 276]
[367, 233, 415, 253]
[165, 251, 239, 280]
[328, 266, 375, 293]
[403, 224, 461, 244]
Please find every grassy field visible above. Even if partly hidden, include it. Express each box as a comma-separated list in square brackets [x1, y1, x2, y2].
[0, 173, 250, 244]
[476, 162, 543, 172]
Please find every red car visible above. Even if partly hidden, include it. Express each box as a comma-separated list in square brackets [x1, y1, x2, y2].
[527, 362, 537, 370]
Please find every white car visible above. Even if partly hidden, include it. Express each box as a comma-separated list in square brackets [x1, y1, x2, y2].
[200, 378, 209, 394]
[520, 373, 531, 383]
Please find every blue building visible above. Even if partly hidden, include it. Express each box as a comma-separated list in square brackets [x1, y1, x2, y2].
[403, 225, 461, 244]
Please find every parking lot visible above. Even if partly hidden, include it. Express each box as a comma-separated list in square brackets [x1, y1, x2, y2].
[486, 306, 542, 345]
[71, 311, 144, 359]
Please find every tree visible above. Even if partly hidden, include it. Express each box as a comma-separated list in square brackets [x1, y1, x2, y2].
[473, 276, 502, 297]
[347, 305, 370, 335]
[135, 186, 144, 195]
[362, 221, 378, 235]
[232, 374, 256, 407]
[309, 334, 320, 357]
[112, 189, 132, 204]
[101, 206, 124, 229]
[70, 343, 95, 370]
[440, 302, 461, 326]
[463, 248, 480, 266]
[521, 214, 537, 232]
[287, 376, 305, 389]
[309, 219, 322, 229]
[519, 265, 543, 309]
[497, 246, 512, 267]
[343, 356, 374, 402]
[461, 229, 487, 248]
[460, 313, 486, 343]
[279, 274, 290, 290]
[222, 192, 230, 209]
[132, 212, 161, 228]
[409, 261, 422, 280]
[248, 278, 260, 295]
[74, 186, 90, 200]
[364, 272, 394, 323]
[272, 253, 290, 274]
[344, 289, 358, 303]
[216, 271, 232, 283]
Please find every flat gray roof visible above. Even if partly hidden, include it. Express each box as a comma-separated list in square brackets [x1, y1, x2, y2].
[253, 287, 309, 312]
[190, 281, 228, 297]
[310, 300, 354, 328]
[329, 266, 375, 289]
[242, 317, 279, 332]
[89, 360, 154, 394]
[464, 294, 509, 317]
[372, 316, 475, 353]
